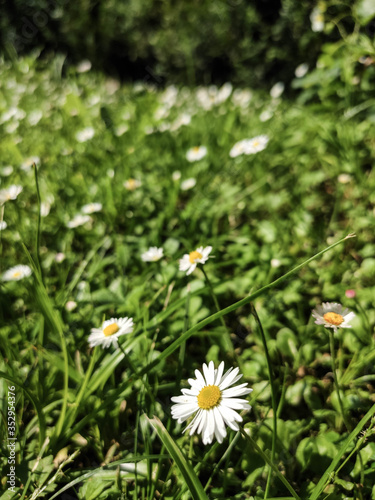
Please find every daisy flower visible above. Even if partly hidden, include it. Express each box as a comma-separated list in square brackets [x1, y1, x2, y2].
[141, 247, 164, 262]
[171, 361, 252, 444]
[270, 82, 285, 99]
[229, 135, 269, 158]
[76, 127, 95, 142]
[124, 179, 141, 191]
[312, 302, 355, 333]
[229, 139, 250, 158]
[243, 135, 269, 154]
[88, 317, 134, 349]
[81, 202, 102, 214]
[0, 185, 23, 204]
[310, 6, 324, 32]
[186, 146, 207, 162]
[295, 63, 309, 78]
[0, 221, 7, 230]
[181, 178, 196, 191]
[2, 265, 32, 281]
[67, 214, 92, 228]
[179, 246, 212, 275]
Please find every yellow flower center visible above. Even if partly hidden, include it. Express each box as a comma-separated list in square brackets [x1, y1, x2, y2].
[252, 141, 260, 147]
[13, 271, 21, 278]
[127, 179, 137, 190]
[197, 385, 221, 410]
[103, 323, 120, 337]
[189, 251, 203, 264]
[323, 312, 344, 326]
[193, 147, 200, 153]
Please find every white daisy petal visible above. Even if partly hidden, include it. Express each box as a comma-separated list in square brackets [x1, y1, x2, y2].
[2, 265, 32, 281]
[312, 302, 355, 333]
[88, 316, 134, 349]
[171, 361, 252, 445]
[179, 245, 213, 276]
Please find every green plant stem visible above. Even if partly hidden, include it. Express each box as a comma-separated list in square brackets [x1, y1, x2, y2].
[201, 267, 227, 331]
[118, 343, 155, 404]
[251, 304, 277, 499]
[65, 347, 98, 429]
[240, 427, 300, 500]
[33, 162, 43, 281]
[329, 329, 351, 432]
[201, 266, 235, 357]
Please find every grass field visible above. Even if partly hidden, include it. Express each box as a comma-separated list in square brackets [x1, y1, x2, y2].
[1, 54, 375, 499]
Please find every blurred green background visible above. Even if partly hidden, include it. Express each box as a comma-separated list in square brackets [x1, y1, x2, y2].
[1, 0, 374, 88]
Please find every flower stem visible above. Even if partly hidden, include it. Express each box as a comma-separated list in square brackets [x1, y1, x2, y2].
[118, 343, 155, 403]
[240, 427, 300, 500]
[329, 330, 351, 432]
[201, 266, 234, 357]
[251, 304, 277, 499]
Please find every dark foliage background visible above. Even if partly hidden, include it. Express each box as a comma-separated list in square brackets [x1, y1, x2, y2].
[0, 0, 364, 87]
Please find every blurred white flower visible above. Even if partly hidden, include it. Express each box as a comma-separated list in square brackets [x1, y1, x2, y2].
[105, 78, 120, 95]
[40, 202, 51, 217]
[181, 178, 196, 191]
[295, 63, 309, 78]
[0, 107, 18, 124]
[244, 135, 269, 154]
[229, 139, 249, 158]
[0, 185, 23, 204]
[55, 252, 66, 263]
[141, 247, 164, 262]
[171, 113, 191, 131]
[179, 246, 212, 275]
[2, 265, 32, 281]
[259, 109, 273, 122]
[65, 300, 77, 312]
[158, 122, 171, 132]
[88, 317, 134, 349]
[160, 85, 178, 108]
[28, 110, 43, 126]
[0, 166, 13, 176]
[229, 135, 269, 157]
[124, 179, 141, 191]
[67, 214, 92, 228]
[81, 202, 102, 214]
[312, 302, 355, 333]
[171, 361, 252, 444]
[154, 107, 170, 121]
[5, 121, 19, 134]
[232, 89, 252, 108]
[310, 6, 324, 32]
[271, 258, 281, 268]
[338, 174, 352, 184]
[215, 82, 233, 104]
[0, 221, 7, 230]
[172, 171, 181, 181]
[20, 156, 40, 171]
[114, 124, 129, 137]
[186, 146, 207, 162]
[270, 82, 285, 99]
[76, 127, 95, 142]
[76, 60, 92, 73]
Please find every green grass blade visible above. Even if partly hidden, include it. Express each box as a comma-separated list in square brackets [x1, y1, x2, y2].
[140, 234, 355, 376]
[49, 454, 169, 500]
[22, 243, 69, 445]
[146, 416, 209, 500]
[309, 402, 375, 500]
[0, 371, 46, 448]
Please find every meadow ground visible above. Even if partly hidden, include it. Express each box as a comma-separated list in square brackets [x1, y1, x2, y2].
[0, 54, 375, 499]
